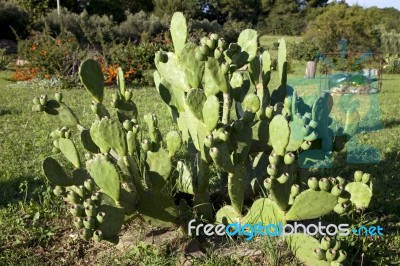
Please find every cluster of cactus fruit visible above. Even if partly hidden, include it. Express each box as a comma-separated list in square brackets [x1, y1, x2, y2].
[288, 234, 349, 266]
[32, 12, 375, 265]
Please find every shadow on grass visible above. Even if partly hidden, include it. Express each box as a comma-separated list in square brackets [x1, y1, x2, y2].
[0, 110, 12, 116]
[0, 175, 47, 206]
[383, 119, 400, 129]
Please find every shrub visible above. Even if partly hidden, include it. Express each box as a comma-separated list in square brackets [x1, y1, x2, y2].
[100, 37, 172, 85]
[383, 54, 400, 74]
[220, 20, 252, 43]
[36, 8, 83, 41]
[115, 11, 166, 43]
[16, 27, 82, 82]
[0, 48, 12, 70]
[288, 41, 319, 61]
[188, 19, 222, 43]
[38, 9, 116, 46]
[0, 0, 30, 39]
[85, 0, 126, 23]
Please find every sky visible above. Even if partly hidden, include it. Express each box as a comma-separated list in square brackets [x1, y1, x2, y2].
[329, 0, 400, 10]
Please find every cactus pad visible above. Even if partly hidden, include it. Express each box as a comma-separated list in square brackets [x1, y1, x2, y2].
[343, 107, 360, 136]
[345, 181, 372, 209]
[155, 52, 190, 92]
[137, 191, 179, 227]
[287, 234, 331, 266]
[79, 59, 104, 103]
[117, 67, 126, 97]
[202, 95, 220, 132]
[204, 57, 229, 96]
[243, 198, 285, 226]
[97, 204, 125, 241]
[170, 12, 187, 57]
[215, 205, 242, 224]
[185, 88, 207, 121]
[242, 94, 261, 113]
[43, 157, 74, 186]
[86, 155, 121, 203]
[269, 115, 290, 156]
[80, 129, 100, 153]
[285, 190, 338, 221]
[146, 148, 172, 191]
[166, 131, 182, 156]
[177, 161, 195, 194]
[90, 118, 127, 156]
[228, 165, 246, 213]
[58, 138, 81, 168]
[233, 29, 258, 68]
[180, 43, 204, 88]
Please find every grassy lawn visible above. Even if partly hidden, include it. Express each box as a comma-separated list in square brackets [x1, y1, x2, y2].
[0, 63, 399, 264]
[259, 35, 302, 49]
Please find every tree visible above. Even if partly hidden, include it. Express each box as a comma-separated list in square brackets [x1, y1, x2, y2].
[208, 0, 259, 24]
[302, 3, 381, 53]
[262, 0, 306, 35]
[153, 0, 205, 19]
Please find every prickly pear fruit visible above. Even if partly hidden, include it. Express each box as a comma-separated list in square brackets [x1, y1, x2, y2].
[354, 171, 363, 182]
[284, 152, 295, 165]
[267, 164, 277, 177]
[39, 95, 48, 105]
[308, 177, 319, 190]
[331, 185, 343, 197]
[326, 249, 337, 261]
[361, 173, 370, 184]
[277, 173, 289, 184]
[336, 250, 347, 263]
[70, 204, 84, 217]
[96, 212, 105, 223]
[320, 236, 332, 250]
[301, 141, 312, 150]
[84, 179, 96, 193]
[291, 184, 300, 197]
[83, 198, 93, 208]
[55, 92, 63, 103]
[204, 134, 214, 148]
[67, 191, 81, 204]
[264, 178, 273, 189]
[319, 178, 331, 191]
[313, 248, 325, 260]
[85, 205, 97, 217]
[93, 230, 103, 242]
[83, 217, 95, 229]
[334, 203, 347, 214]
[53, 185, 65, 197]
[80, 228, 93, 241]
[269, 152, 280, 165]
[73, 217, 84, 229]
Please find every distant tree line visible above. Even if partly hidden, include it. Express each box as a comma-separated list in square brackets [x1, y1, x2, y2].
[2, 0, 400, 53]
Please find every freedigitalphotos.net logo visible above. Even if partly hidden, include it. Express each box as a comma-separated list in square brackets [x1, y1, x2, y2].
[188, 220, 383, 241]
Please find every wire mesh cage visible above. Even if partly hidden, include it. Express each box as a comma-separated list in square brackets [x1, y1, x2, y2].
[316, 51, 383, 94]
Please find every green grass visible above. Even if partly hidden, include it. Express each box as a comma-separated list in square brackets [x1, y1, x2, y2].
[259, 35, 302, 50]
[1, 64, 400, 264]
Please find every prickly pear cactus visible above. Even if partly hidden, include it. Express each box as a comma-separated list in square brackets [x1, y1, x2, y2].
[155, 12, 375, 266]
[32, 13, 375, 265]
[34, 59, 188, 242]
